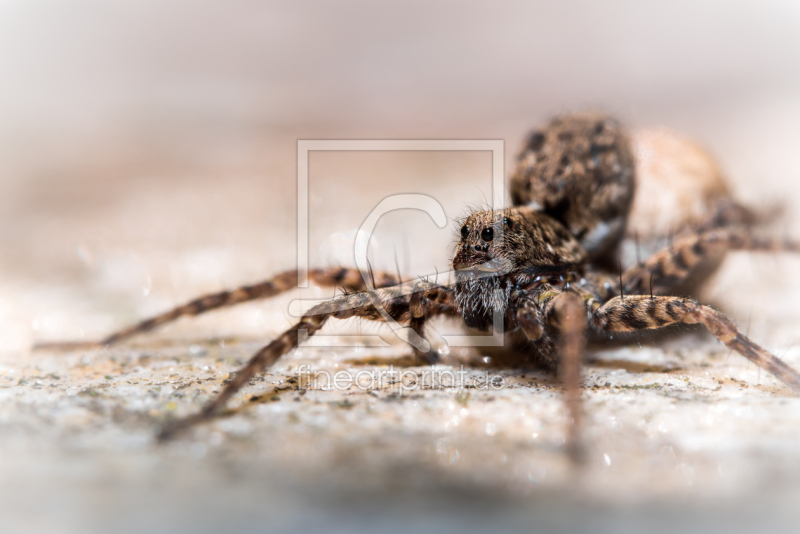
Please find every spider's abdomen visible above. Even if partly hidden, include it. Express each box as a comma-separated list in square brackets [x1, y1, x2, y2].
[510, 113, 636, 266]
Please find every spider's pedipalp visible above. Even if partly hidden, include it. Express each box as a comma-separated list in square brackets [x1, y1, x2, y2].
[513, 291, 545, 342]
[592, 295, 800, 394]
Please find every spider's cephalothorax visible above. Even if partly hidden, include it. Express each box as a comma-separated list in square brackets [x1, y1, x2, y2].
[452, 207, 585, 330]
[510, 113, 636, 266]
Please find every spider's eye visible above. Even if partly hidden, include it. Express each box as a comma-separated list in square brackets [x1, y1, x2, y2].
[460, 225, 469, 239]
[502, 217, 513, 230]
[481, 227, 494, 242]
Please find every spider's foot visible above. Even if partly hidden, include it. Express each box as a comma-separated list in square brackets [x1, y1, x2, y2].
[565, 438, 587, 467]
[156, 412, 208, 443]
[413, 349, 441, 366]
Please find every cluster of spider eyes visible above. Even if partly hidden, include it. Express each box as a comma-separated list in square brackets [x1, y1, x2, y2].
[460, 225, 495, 242]
[460, 217, 514, 243]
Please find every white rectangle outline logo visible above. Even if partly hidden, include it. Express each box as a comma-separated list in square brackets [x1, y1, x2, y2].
[294, 139, 505, 348]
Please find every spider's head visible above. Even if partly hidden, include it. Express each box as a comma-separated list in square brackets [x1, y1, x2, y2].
[452, 209, 515, 275]
[452, 207, 586, 276]
[452, 207, 586, 329]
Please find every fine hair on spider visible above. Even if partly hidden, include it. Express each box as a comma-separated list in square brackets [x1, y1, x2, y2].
[35, 112, 800, 463]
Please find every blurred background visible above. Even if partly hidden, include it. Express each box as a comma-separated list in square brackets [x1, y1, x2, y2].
[3, 1, 800, 532]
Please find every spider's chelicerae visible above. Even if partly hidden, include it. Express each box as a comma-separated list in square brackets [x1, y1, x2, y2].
[41, 113, 800, 458]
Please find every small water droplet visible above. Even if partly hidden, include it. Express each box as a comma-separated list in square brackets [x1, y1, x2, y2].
[603, 453, 611, 466]
[142, 277, 151, 296]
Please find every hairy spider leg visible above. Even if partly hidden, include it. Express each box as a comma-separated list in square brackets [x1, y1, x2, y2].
[622, 228, 800, 295]
[33, 267, 402, 349]
[592, 295, 800, 393]
[158, 280, 456, 440]
[543, 290, 587, 463]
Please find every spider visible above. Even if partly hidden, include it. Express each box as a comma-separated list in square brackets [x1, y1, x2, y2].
[37, 113, 800, 460]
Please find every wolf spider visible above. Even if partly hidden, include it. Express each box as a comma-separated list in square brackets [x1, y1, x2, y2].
[38, 113, 800, 459]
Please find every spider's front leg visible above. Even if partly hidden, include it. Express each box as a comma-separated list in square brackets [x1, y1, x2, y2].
[514, 288, 588, 462]
[159, 280, 456, 439]
[408, 281, 459, 364]
[592, 295, 800, 393]
[33, 267, 401, 349]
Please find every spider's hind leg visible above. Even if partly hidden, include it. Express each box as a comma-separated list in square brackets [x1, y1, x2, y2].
[622, 227, 800, 296]
[592, 295, 800, 393]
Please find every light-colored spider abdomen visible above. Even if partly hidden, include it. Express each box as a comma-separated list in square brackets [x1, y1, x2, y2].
[628, 127, 732, 240]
